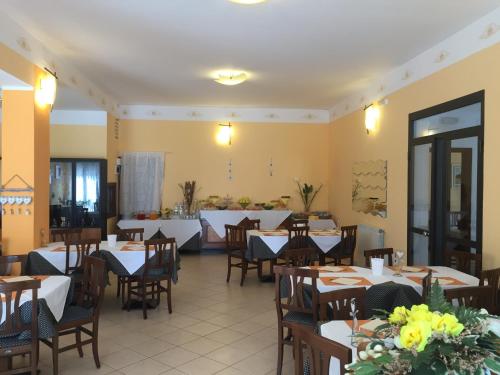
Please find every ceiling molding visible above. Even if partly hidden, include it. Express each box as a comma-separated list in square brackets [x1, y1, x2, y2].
[119, 105, 331, 124]
[50, 110, 107, 126]
[0, 10, 120, 116]
[330, 7, 500, 122]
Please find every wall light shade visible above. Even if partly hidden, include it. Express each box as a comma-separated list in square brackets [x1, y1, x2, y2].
[364, 105, 380, 134]
[229, 0, 267, 4]
[213, 71, 248, 86]
[217, 123, 233, 146]
[35, 72, 57, 106]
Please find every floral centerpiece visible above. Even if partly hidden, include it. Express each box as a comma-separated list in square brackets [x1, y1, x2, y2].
[347, 282, 500, 374]
[238, 197, 251, 209]
[179, 181, 198, 215]
[295, 179, 323, 213]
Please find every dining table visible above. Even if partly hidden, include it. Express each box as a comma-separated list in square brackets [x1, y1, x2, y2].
[246, 229, 342, 261]
[26, 240, 180, 282]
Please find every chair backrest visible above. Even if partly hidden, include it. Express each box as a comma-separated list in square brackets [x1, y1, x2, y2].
[289, 219, 309, 228]
[290, 322, 352, 375]
[239, 218, 261, 230]
[51, 227, 82, 243]
[274, 265, 319, 324]
[444, 249, 482, 277]
[78, 256, 106, 314]
[282, 248, 318, 267]
[117, 228, 144, 241]
[144, 238, 175, 278]
[224, 225, 246, 253]
[444, 286, 494, 311]
[0, 279, 41, 340]
[288, 226, 309, 250]
[65, 239, 100, 275]
[480, 267, 500, 313]
[0, 255, 28, 276]
[340, 225, 357, 254]
[318, 287, 366, 321]
[364, 248, 394, 267]
[422, 270, 433, 302]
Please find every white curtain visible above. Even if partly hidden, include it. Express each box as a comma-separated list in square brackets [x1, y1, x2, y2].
[120, 152, 165, 215]
[76, 162, 100, 212]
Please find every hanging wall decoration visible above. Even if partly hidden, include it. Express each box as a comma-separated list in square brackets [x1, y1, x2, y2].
[352, 160, 387, 218]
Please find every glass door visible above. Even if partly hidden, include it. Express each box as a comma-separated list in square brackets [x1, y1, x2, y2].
[50, 161, 74, 227]
[408, 91, 484, 266]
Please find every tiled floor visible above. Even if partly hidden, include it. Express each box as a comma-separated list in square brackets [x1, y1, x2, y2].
[37, 252, 294, 375]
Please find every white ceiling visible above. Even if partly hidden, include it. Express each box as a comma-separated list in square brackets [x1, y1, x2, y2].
[3, 0, 500, 110]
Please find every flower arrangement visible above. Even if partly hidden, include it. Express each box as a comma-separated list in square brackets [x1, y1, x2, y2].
[238, 197, 251, 209]
[295, 179, 323, 212]
[347, 282, 500, 374]
[179, 181, 198, 215]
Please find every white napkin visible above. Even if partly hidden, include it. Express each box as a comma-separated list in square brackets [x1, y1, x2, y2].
[332, 278, 360, 285]
[322, 266, 345, 272]
[402, 266, 423, 273]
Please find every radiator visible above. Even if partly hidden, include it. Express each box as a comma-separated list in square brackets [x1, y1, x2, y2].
[357, 224, 385, 252]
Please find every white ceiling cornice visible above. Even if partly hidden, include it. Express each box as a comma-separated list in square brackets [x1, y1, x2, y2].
[330, 7, 500, 122]
[119, 105, 330, 124]
[0, 10, 120, 116]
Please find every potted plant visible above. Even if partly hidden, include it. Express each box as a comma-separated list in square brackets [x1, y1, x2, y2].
[295, 179, 323, 213]
[179, 181, 198, 215]
[238, 197, 251, 209]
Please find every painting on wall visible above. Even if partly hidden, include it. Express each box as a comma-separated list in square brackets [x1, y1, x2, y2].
[352, 160, 387, 218]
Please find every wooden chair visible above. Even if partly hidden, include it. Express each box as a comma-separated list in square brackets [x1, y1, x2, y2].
[41, 256, 106, 375]
[0, 254, 28, 276]
[324, 225, 357, 266]
[65, 239, 100, 275]
[274, 265, 319, 375]
[444, 286, 494, 311]
[287, 226, 309, 250]
[0, 278, 41, 375]
[126, 238, 175, 319]
[290, 322, 352, 375]
[50, 228, 82, 243]
[422, 270, 432, 302]
[288, 219, 309, 228]
[239, 218, 261, 230]
[364, 248, 394, 267]
[444, 249, 482, 277]
[480, 267, 500, 314]
[281, 248, 318, 267]
[318, 287, 366, 321]
[225, 225, 262, 286]
[115, 228, 144, 298]
[116, 228, 144, 241]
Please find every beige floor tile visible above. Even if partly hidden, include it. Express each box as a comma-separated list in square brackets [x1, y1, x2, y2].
[151, 347, 200, 367]
[159, 330, 201, 345]
[176, 357, 226, 375]
[160, 370, 186, 375]
[128, 338, 175, 357]
[101, 348, 147, 370]
[204, 328, 247, 344]
[215, 368, 249, 375]
[232, 354, 277, 374]
[205, 346, 252, 366]
[120, 358, 171, 375]
[184, 321, 223, 336]
[229, 321, 267, 335]
[180, 337, 226, 355]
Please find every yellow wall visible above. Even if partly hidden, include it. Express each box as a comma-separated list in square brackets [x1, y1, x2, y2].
[119, 120, 330, 212]
[329, 43, 500, 267]
[106, 114, 119, 233]
[50, 124, 107, 158]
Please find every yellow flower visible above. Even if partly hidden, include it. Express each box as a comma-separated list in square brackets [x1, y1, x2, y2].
[431, 313, 464, 336]
[407, 305, 433, 324]
[399, 321, 432, 352]
[389, 306, 409, 325]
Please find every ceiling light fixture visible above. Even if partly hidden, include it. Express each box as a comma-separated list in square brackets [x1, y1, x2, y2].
[229, 0, 267, 4]
[213, 70, 248, 86]
[35, 68, 58, 107]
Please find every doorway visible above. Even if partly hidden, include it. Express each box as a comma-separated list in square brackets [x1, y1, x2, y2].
[408, 91, 484, 266]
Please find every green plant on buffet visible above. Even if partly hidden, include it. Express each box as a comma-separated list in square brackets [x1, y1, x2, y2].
[347, 282, 500, 375]
[295, 180, 323, 212]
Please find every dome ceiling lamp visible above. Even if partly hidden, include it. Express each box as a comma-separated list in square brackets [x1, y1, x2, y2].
[212, 70, 249, 86]
[229, 0, 267, 4]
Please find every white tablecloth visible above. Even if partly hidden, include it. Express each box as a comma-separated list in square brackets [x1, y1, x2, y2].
[200, 210, 292, 238]
[309, 219, 336, 230]
[33, 241, 167, 275]
[117, 219, 202, 246]
[246, 229, 341, 254]
[305, 265, 479, 294]
[0, 275, 71, 323]
[320, 320, 359, 375]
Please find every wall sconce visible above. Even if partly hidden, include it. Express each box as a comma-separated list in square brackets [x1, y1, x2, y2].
[216, 122, 233, 146]
[35, 68, 58, 107]
[364, 104, 380, 134]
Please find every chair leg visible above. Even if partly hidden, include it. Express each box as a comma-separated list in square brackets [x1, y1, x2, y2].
[167, 279, 173, 314]
[257, 260, 263, 279]
[126, 279, 132, 312]
[52, 334, 59, 375]
[240, 261, 248, 286]
[142, 282, 148, 320]
[116, 276, 121, 297]
[156, 281, 161, 305]
[91, 322, 101, 368]
[121, 277, 126, 306]
[75, 328, 84, 358]
[226, 255, 232, 283]
[277, 326, 284, 375]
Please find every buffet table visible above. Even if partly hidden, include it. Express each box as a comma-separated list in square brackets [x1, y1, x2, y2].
[117, 219, 202, 250]
[200, 210, 292, 238]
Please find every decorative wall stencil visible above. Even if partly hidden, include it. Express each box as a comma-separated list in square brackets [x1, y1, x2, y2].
[228, 159, 233, 181]
[269, 158, 274, 177]
[114, 119, 120, 140]
[352, 160, 387, 218]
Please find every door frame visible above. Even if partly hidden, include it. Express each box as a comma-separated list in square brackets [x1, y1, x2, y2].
[407, 90, 484, 265]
